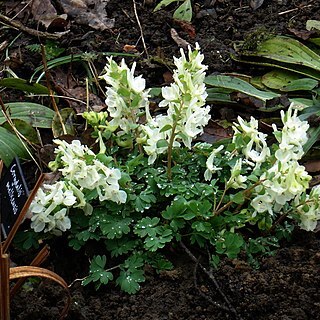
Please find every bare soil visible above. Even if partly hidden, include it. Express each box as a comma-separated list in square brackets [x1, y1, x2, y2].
[1, 0, 320, 319]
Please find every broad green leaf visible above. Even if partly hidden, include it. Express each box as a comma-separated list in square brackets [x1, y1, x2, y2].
[233, 36, 320, 80]
[282, 78, 318, 91]
[0, 78, 49, 94]
[91, 213, 131, 239]
[205, 74, 279, 102]
[206, 87, 235, 104]
[261, 70, 300, 90]
[0, 127, 29, 166]
[173, 0, 192, 22]
[310, 38, 320, 47]
[3, 119, 39, 144]
[253, 36, 320, 71]
[144, 228, 173, 251]
[0, 102, 55, 128]
[160, 124, 172, 133]
[154, 0, 178, 12]
[231, 192, 245, 204]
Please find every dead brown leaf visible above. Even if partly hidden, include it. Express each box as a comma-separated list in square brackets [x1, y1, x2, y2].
[170, 28, 191, 50]
[287, 28, 316, 41]
[31, 0, 68, 30]
[174, 20, 196, 38]
[59, 0, 114, 31]
[304, 160, 320, 173]
[123, 44, 139, 53]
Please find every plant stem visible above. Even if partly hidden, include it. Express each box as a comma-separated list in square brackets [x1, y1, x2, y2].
[167, 122, 177, 180]
[180, 241, 243, 320]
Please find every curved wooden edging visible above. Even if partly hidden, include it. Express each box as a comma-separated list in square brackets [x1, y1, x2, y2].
[10, 266, 71, 319]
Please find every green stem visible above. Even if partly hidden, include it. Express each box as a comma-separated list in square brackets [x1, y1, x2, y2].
[167, 122, 177, 180]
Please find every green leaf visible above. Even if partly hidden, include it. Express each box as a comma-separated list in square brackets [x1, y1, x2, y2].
[231, 192, 245, 204]
[205, 75, 279, 103]
[282, 78, 318, 92]
[105, 238, 138, 257]
[82, 255, 114, 289]
[117, 255, 146, 294]
[0, 78, 49, 94]
[144, 228, 173, 251]
[156, 139, 169, 149]
[173, 0, 192, 22]
[116, 269, 145, 294]
[261, 70, 300, 90]
[3, 119, 38, 144]
[233, 36, 320, 80]
[52, 108, 76, 137]
[160, 124, 172, 133]
[306, 20, 320, 31]
[154, 0, 179, 12]
[0, 102, 55, 128]
[0, 127, 29, 166]
[135, 217, 160, 237]
[91, 213, 131, 239]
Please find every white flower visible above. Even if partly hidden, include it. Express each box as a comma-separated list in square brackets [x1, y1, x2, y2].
[295, 186, 320, 231]
[232, 116, 270, 169]
[100, 57, 150, 134]
[227, 158, 247, 189]
[30, 210, 51, 232]
[251, 193, 274, 216]
[204, 145, 224, 181]
[141, 44, 210, 163]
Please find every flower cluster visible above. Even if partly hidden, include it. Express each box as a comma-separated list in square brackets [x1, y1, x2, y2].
[100, 57, 150, 135]
[232, 116, 270, 169]
[141, 43, 211, 164]
[29, 181, 75, 235]
[250, 106, 311, 216]
[29, 139, 127, 234]
[296, 186, 320, 231]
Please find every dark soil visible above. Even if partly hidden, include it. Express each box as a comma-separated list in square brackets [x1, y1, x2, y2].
[1, 0, 320, 319]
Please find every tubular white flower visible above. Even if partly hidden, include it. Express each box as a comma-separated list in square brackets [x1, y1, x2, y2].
[227, 158, 247, 189]
[100, 57, 150, 134]
[204, 145, 224, 181]
[232, 116, 270, 169]
[142, 44, 210, 162]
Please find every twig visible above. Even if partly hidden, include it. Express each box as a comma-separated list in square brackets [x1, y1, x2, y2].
[0, 13, 68, 39]
[278, 4, 312, 16]
[193, 257, 231, 312]
[41, 45, 67, 135]
[132, 0, 149, 57]
[180, 241, 243, 320]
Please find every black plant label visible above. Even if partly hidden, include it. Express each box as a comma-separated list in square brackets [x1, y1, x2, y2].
[0, 158, 29, 237]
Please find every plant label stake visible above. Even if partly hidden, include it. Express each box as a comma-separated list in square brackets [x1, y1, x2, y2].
[0, 157, 29, 238]
[0, 158, 44, 320]
[0, 159, 70, 319]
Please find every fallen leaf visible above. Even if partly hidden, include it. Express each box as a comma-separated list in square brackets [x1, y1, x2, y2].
[123, 44, 138, 53]
[250, 0, 264, 10]
[59, 0, 114, 31]
[304, 160, 320, 173]
[31, 0, 68, 30]
[170, 28, 191, 50]
[163, 71, 173, 84]
[287, 28, 315, 41]
[174, 20, 196, 38]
